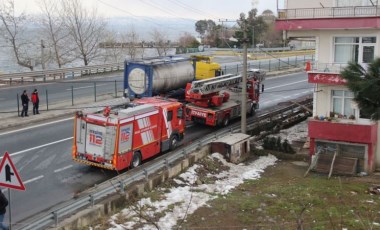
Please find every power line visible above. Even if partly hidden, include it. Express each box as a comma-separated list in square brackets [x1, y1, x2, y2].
[168, 0, 220, 20]
[96, 0, 191, 33]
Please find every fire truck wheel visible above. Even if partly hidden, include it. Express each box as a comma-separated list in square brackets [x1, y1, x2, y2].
[248, 106, 256, 117]
[169, 135, 178, 151]
[130, 152, 142, 169]
[222, 116, 230, 127]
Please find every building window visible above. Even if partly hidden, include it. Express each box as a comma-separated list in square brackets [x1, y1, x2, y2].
[334, 36, 376, 64]
[331, 90, 355, 117]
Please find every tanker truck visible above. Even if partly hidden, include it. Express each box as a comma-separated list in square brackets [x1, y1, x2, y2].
[123, 56, 222, 99]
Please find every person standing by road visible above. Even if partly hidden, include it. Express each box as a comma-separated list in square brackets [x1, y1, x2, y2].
[20, 90, 29, 117]
[0, 190, 9, 230]
[31, 89, 40, 115]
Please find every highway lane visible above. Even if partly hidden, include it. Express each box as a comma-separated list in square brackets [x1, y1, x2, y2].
[0, 55, 312, 113]
[0, 71, 312, 226]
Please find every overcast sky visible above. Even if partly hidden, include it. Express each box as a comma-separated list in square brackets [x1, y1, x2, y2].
[14, 0, 279, 20]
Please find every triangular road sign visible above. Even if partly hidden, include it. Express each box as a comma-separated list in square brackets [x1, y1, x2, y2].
[0, 152, 25, 191]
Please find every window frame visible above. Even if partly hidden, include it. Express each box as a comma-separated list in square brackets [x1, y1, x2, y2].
[333, 36, 377, 64]
[330, 89, 355, 117]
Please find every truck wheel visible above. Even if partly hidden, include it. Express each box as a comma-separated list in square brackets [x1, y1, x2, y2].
[130, 152, 142, 169]
[248, 106, 256, 117]
[169, 135, 178, 151]
[222, 116, 230, 127]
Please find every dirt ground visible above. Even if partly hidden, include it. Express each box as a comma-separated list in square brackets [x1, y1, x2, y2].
[178, 158, 380, 230]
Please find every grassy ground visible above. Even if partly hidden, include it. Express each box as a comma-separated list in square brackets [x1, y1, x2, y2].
[179, 155, 380, 230]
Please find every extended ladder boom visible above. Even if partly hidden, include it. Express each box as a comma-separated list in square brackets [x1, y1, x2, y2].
[189, 73, 244, 95]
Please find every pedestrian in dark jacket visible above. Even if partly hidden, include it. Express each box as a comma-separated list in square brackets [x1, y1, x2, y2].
[0, 190, 8, 230]
[31, 89, 40, 115]
[20, 90, 29, 117]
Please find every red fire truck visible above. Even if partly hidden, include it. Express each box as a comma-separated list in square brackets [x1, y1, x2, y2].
[185, 69, 265, 127]
[72, 97, 185, 171]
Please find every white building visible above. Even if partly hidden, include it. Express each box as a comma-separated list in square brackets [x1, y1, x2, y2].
[276, 0, 380, 173]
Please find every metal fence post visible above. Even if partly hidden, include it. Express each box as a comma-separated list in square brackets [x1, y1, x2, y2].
[94, 82, 97, 102]
[17, 93, 20, 116]
[278, 59, 281, 70]
[53, 211, 58, 227]
[269, 60, 271, 72]
[259, 60, 261, 69]
[287, 57, 290, 69]
[236, 64, 239, 74]
[71, 85, 74, 106]
[295, 56, 297, 66]
[46, 89, 49, 111]
[224, 65, 227, 74]
[114, 80, 117, 98]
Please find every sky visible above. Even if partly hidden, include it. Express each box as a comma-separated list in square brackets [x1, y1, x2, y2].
[14, 0, 279, 20]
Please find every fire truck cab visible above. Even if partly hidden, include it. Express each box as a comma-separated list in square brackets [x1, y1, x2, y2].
[72, 97, 185, 171]
[185, 70, 265, 127]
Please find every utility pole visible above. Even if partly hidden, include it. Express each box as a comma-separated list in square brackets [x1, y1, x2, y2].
[41, 39, 45, 70]
[220, 16, 249, 134]
[240, 16, 249, 134]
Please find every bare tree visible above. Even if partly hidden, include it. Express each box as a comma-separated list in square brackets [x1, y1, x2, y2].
[151, 29, 170, 57]
[123, 27, 139, 60]
[102, 29, 124, 63]
[61, 0, 106, 66]
[0, 0, 34, 70]
[178, 32, 200, 48]
[38, 0, 74, 68]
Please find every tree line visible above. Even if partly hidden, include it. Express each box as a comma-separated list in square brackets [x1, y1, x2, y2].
[193, 9, 282, 48]
[0, 0, 174, 71]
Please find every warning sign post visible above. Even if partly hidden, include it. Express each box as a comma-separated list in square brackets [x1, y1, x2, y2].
[0, 151, 25, 230]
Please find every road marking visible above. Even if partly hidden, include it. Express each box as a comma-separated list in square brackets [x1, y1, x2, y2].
[294, 93, 300, 96]
[0, 117, 73, 137]
[302, 91, 311, 94]
[264, 79, 308, 91]
[66, 83, 108, 91]
[24, 175, 44, 184]
[54, 165, 73, 173]
[283, 96, 290, 99]
[1, 137, 73, 159]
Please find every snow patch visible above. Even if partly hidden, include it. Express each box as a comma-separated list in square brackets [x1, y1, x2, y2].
[108, 153, 277, 230]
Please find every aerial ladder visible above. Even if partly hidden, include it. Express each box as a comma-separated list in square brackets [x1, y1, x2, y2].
[185, 71, 264, 108]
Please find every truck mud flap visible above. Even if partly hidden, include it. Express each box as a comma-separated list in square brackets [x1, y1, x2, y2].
[161, 139, 170, 152]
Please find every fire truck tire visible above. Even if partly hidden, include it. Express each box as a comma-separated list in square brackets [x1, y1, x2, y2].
[222, 116, 230, 127]
[248, 106, 256, 117]
[169, 135, 178, 151]
[130, 152, 142, 169]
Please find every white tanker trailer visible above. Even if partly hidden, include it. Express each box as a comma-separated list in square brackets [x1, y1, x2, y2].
[124, 56, 195, 98]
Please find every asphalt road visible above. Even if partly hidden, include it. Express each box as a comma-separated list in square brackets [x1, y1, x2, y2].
[0, 55, 313, 113]
[0, 71, 312, 227]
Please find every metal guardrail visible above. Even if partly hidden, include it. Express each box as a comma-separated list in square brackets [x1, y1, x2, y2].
[18, 97, 312, 230]
[278, 6, 380, 20]
[0, 63, 124, 84]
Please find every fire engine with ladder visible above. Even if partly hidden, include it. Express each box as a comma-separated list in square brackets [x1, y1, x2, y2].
[72, 97, 185, 171]
[185, 69, 265, 127]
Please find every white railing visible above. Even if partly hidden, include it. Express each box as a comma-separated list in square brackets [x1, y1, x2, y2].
[0, 63, 124, 84]
[309, 62, 347, 73]
[278, 6, 380, 19]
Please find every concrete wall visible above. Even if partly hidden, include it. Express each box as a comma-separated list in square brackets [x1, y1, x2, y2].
[57, 145, 211, 230]
[286, 0, 334, 9]
[314, 84, 347, 117]
[288, 29, 380, 65]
